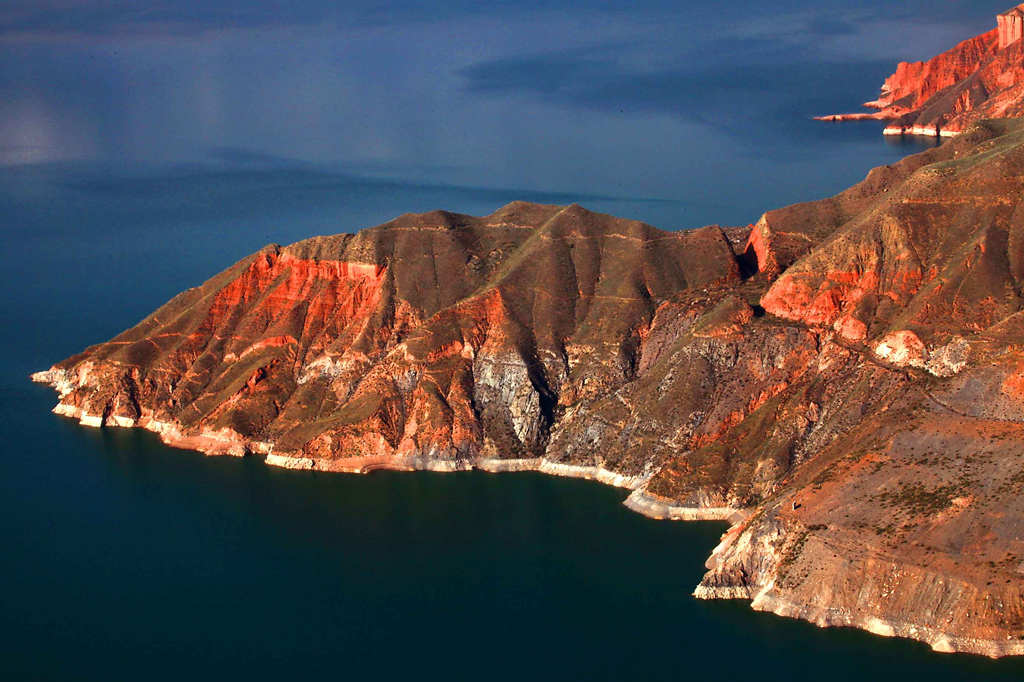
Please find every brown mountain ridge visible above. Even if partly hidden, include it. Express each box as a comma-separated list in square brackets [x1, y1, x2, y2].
[34, 120, 1024, 657]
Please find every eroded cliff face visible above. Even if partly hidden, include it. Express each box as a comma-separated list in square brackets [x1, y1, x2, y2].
[34, 121, 1024, 657]
[818, 22, 1024, 137]
[37, 202, 741, 473]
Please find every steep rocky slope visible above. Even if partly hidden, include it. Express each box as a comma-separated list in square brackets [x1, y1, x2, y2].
[818, 19, 1024, 137]
[35, 120, 1024, 657]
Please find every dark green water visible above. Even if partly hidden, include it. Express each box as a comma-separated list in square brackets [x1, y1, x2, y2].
[3, 163, 1024, 681]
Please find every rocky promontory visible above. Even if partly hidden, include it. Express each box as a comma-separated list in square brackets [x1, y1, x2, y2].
[34, 117, 1024, 657]
[818, 7, 1024, 137]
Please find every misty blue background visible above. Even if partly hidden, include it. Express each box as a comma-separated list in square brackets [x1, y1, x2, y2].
[4, 2, 1024, 680]
[0, 0, 1009, 224]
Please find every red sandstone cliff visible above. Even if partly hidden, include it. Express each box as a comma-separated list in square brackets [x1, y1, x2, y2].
[818, 17, 1024, 136]
[33, 122, 1024, 657]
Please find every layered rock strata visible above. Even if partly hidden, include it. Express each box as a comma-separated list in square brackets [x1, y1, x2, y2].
[35, 120, 1024, 657]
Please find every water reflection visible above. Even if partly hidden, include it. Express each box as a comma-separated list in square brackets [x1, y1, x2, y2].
[883, 131, 944, 151]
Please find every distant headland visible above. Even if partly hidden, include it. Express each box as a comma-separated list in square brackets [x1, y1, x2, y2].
[817, 5, 1024, 137]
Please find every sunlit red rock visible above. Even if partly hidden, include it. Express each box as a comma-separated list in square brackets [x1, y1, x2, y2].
[818, 10, 1024, 137]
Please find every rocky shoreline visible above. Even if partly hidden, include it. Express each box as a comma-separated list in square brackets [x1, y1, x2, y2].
[32, 122, 1024, 657]
[750, 593, 1024, 658]
[815, 113, 961, 139]
[32, 351, 1024, 658]
[882, 125, 960, 139]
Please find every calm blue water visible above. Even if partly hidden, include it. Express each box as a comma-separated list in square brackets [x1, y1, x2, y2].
[3, 1, 1024, 679]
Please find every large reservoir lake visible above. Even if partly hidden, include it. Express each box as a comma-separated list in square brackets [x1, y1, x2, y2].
[3, 166, 1024, 680]
[4, 1, 1024, 676]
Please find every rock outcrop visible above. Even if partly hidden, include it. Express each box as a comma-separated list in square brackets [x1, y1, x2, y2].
[998, 5, 1024, 50]
[818, 10, 1024, 137]
[34, 121, 1024, 657]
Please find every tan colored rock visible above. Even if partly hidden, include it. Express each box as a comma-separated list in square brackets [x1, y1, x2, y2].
[874, 330, 927, 368]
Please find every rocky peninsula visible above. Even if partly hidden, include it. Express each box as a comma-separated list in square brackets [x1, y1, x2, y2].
[818, 6, 1024, 138]
[35, 117, 1024, 656]
[33, 16, 1024, 660]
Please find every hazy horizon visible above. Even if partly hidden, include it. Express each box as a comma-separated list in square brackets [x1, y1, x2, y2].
[0, 0, 1010, 222]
